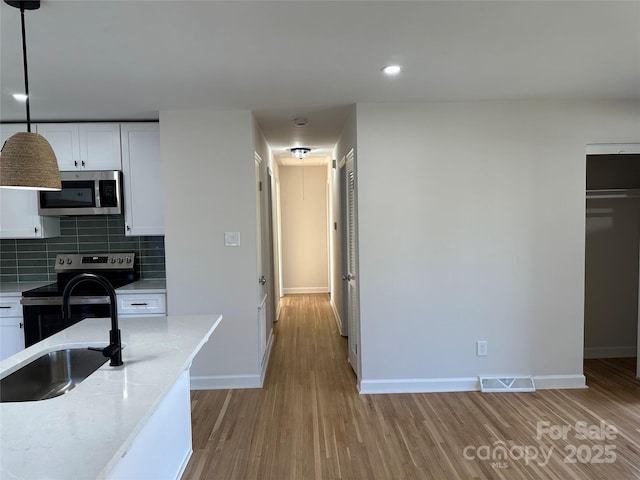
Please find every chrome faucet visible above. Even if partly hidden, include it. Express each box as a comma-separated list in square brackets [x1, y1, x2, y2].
[61, 273, 123, 367]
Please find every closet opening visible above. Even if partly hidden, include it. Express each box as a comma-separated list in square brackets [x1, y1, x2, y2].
[584, 146, 640, 380]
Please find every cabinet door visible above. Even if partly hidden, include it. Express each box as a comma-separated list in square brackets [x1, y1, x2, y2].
[79, 123, 121, 170]
[36, 123, 121, 170]
[0, 316, 25, 361]
[121, 123, 164, 236]
[36, 123, 80, 170]
[0, 124, 60, 239]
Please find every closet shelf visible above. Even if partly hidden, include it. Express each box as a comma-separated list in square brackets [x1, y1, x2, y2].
[586, 188, 640, 199]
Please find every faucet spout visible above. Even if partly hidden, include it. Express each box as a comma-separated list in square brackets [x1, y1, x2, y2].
[61, 273, 123, 367]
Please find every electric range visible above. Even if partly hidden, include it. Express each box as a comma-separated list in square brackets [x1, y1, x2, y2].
[21, 253, 137, 347]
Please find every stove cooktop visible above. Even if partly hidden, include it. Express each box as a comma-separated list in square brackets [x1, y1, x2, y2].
[22, 278, 135, 298]
[21, 252, 137, 298]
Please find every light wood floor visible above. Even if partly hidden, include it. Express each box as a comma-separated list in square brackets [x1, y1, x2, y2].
[184, 294, 640, 479]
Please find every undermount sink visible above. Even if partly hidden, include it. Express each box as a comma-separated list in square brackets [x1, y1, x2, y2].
[0, 348, 108, 402]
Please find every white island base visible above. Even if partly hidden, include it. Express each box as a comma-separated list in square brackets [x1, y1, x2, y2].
[0, 314, 222, 480]
[108, 369, 192, 479]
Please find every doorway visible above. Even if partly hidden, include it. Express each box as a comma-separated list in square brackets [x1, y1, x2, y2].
[584, 145, 640, 379]
[278, 165, 330, 295]
[269, 148, 361, 383]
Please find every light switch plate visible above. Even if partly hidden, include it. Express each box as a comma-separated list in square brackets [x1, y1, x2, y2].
[224, 232, 241, 247]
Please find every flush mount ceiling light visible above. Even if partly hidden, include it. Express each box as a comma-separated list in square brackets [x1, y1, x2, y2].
[290, 147, 311, 160]
[382, 65, 402, 76]
[1, 0, 60, 191]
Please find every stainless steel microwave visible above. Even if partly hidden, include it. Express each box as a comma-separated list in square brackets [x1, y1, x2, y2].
[39, 170, 123, 216]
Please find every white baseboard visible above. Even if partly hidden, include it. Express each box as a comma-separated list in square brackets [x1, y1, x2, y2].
[190, 374, 262, 390]
[282, 287, 329, 294]
[359, 377, 479, 394]
[330, 299, 345, 336]
[584, 346, 637, 359]
[260, 330, 274, 387]
[533, 374, 587, 390]
[275, 300, 281, 321]
[358, 374, 587, 394]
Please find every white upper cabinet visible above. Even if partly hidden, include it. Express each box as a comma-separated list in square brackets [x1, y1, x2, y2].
[121, 123, 164, 236]
[0, 124, 60, 239]
[36, 123, 121, 171]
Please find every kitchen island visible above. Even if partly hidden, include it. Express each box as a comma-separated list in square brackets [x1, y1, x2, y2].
[0, 313, 222, 479]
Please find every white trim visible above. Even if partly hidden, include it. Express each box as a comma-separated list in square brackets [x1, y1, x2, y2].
[190, 374, 262, 390]
[358, 374, 587, 394]
[260, 329, 274, 387]
[330, 298, 344, 336]
[533, 375, 587, 390]
[586, 143, 640, 155]
[283, 287, 329, 294]
[584, 346, 637, 359]
[275, 298, 281, 321]
[359, 377, 479, 394]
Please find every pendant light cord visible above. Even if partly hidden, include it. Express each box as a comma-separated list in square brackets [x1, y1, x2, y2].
[19, 3, 32, 132]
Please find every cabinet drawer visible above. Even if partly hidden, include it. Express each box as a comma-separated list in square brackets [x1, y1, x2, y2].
[117, 294, 166, 316]
[0, 297, 22, 318]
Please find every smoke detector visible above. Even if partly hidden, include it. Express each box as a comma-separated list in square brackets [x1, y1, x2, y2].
[293, 117, 308, 127]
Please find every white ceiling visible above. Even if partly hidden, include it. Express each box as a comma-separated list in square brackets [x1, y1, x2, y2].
[1, 1, 639, 163]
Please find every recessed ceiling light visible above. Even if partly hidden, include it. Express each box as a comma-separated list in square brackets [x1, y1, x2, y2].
[13, 93, 28, 101]
[382, 65, 402, 76]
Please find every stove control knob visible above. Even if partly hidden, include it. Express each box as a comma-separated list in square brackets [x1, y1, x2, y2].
[66, 258, 72, 265]
[110, 258, 116, 264]
[58, 258, 65, 265]
[118, 257, 124, 264]
[125, 256, 132, 264]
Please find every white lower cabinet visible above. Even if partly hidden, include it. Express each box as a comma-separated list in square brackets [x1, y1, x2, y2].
[0, 296, 25, 361]
[117, 293, 166, 317]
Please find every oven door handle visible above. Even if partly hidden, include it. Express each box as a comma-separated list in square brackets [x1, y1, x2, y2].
[21, 296, 111, 306]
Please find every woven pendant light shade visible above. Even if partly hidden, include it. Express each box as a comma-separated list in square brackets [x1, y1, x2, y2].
[1, 132, 61, 190]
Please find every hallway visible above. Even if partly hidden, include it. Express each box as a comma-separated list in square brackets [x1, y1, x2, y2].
[184, 294, 640, 480]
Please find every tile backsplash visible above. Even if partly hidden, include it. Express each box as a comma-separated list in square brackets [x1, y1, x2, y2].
[0, 216, 165, 284]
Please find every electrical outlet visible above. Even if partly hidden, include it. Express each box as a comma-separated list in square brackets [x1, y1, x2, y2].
[477, 340, 488, 357]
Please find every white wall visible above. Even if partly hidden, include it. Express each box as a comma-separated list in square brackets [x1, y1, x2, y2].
[355, 100, 640, 392]
[279, 165, 329, 294]
[160, 109, 261, 388]
[585, 197, 640, 358]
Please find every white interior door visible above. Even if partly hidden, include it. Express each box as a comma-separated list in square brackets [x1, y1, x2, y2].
[256, 155, 268, 366]
[344, 150, 361, 378]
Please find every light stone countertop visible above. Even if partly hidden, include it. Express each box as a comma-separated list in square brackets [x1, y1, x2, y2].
[115, 278, 167, 294]
[0, 313, 222, 480]
[0, 281, 51, 296]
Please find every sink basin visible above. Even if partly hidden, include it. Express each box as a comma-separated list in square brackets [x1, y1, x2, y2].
[0, 348, 108, 402]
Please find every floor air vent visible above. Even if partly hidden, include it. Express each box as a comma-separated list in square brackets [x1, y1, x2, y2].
[480, 376, 535, 393]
